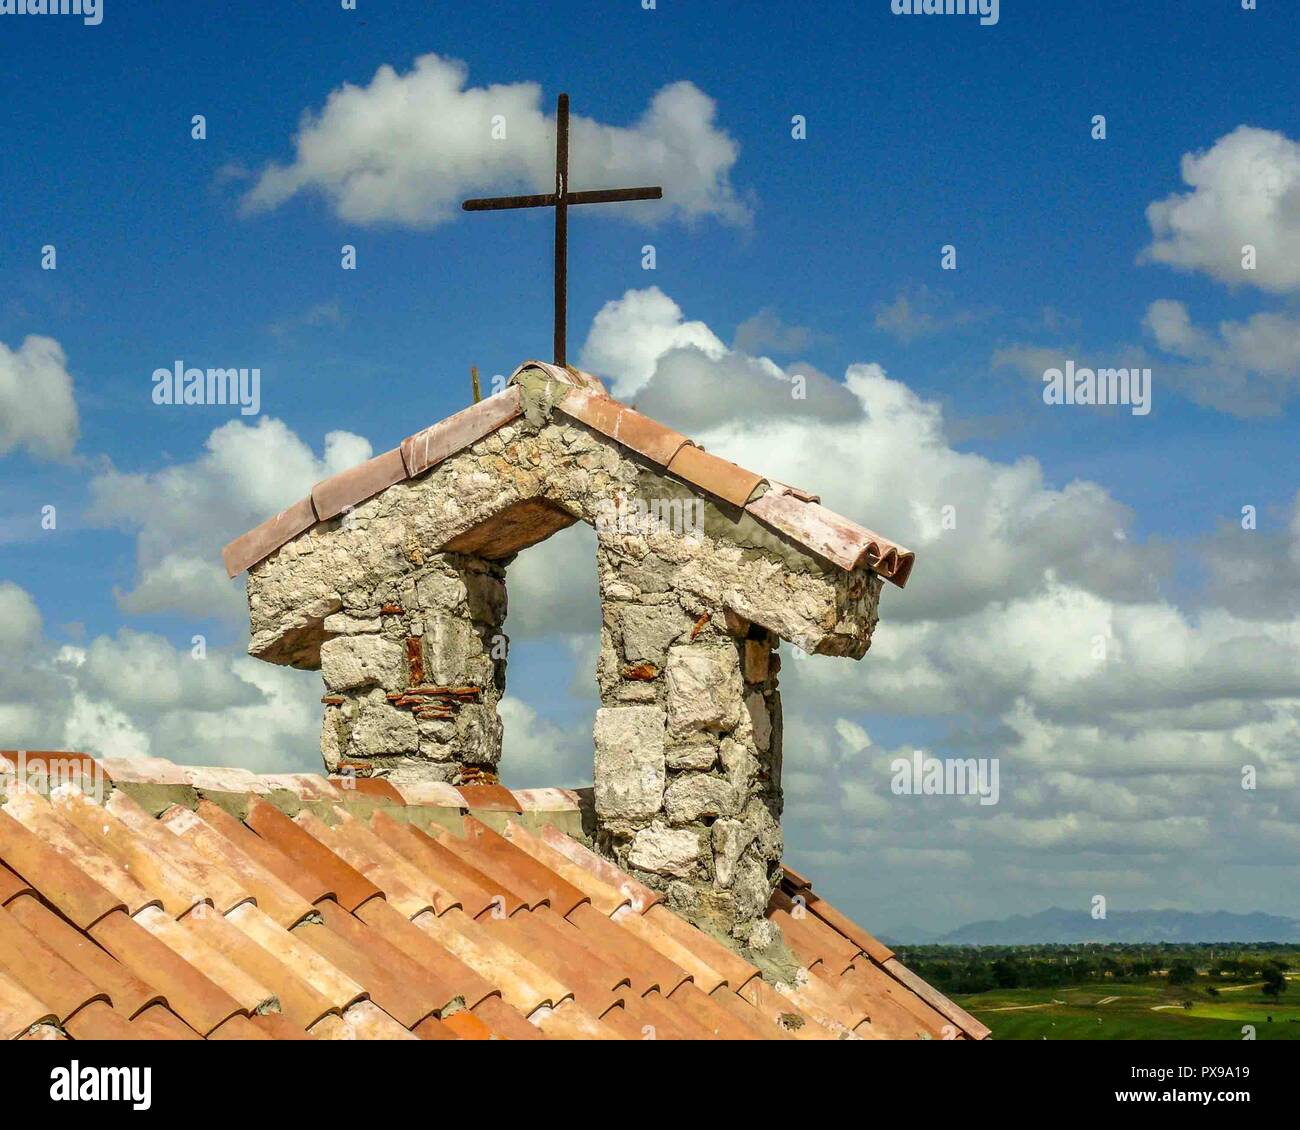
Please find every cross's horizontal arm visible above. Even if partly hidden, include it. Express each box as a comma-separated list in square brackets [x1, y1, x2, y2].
[462, 186, 663, 212]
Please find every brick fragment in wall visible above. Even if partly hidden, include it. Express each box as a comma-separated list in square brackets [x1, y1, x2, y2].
[406, 637, 424, 685]
[742, 638, 770, 684]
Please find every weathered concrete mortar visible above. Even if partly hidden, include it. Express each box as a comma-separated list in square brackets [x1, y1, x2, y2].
[244, 374, 882, 937]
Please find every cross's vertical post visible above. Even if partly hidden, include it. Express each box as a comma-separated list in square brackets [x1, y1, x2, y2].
[462, 94, 662, 369]
[554, 94, 569, 366]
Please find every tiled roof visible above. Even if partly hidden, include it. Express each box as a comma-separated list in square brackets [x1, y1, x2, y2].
[222, 361, 915, 589]
[0, 751, 986, 1041]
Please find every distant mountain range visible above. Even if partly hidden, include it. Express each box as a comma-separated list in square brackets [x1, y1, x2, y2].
[882, 907, 1300, 946]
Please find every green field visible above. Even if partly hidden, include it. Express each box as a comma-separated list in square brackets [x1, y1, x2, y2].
[954, 981, 1300, 1040]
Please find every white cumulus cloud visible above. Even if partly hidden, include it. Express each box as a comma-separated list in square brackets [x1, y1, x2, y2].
[244, 55, 749, 229]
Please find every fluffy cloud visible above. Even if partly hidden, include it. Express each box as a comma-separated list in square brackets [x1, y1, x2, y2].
[0, 335, 79, 461]
[873, 285, 990, 343]
[569, 289, 1299, 929]
[0, 591, 321, 772]
[90, 417, 371, 622]
[244, 55, 748, 229]
[1142, 126, 1300, 293]
[1142, 298, 1300, 414]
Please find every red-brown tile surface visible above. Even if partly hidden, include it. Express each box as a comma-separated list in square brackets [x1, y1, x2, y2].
[0, 752, 982, 1040]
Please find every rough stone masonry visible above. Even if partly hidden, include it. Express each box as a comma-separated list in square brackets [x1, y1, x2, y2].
[242, 366, 883, 941]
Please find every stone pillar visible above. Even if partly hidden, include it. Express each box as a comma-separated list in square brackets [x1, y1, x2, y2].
[592, 545, 784, 945]
[319, 552, 506, 786]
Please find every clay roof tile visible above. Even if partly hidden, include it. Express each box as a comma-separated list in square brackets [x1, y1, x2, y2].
[666, 442, 767, 508]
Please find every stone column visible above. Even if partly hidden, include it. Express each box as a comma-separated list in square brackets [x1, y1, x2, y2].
[319, 552, 507, 786]
[592, 543, 785, 945]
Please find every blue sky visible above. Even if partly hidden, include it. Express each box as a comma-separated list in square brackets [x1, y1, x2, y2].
[1, 1, 1297, 934]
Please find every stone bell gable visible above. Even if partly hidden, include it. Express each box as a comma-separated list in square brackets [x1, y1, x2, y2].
[224, 360, 914, 939]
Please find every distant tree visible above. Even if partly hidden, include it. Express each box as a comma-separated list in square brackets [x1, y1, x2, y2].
[1168, 960, 1197, 987]
[1206, 985, 1220, 998]
[1262, 966, 1286, 1001]
[992, 958, 1022, 989]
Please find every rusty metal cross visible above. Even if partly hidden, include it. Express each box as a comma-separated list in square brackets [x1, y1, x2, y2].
[462, 93, 663, 367]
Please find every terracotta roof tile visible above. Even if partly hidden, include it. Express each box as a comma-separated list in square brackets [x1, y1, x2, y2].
[300, 900, 452, 1026]
[184, 907, 337, 1029]
[439, 1009, 495, 1040]
[88, 909, 245, 1036]
[530, 999, 622, 1040]
[880, 956, 991, 1040]
[769, 898, 863, 975]
[667, 442, 767, 508]
[413, 907, 570, 1014]
[207, 1013, 273, 1040]
[455, 816, 588, 916]
[51, 787, 209, 917]
[105, 790, 254, 913]
[221, 495, 318, 579]
[667, 980, 764, 1040]
[558, 386, 693, 465]
[501, 820, 630, 915]
[353, 897, 498, 1010]
[388, 779, 466, 808]
[0, 750, 979, 1040]
[135, 905, 278, 1014]
[259, 773, 346, 802]
[130, 1002, 201, 1040]
[0, 862, 32, 906]
[312, 447, 407, 522]
[473, 994, 546, 1040]
[158, 804, 316, 928]
[0, 968, 58, 1040]
[509, 359, 607, 394]
[243, 796, 381, 911]
[567, 901, 690, 996]
[486, 910, 624, 1017]
[328, 775, 405, 805]
[225, 902, 365, 1014]
[613, 903, 728, 993]
[537, 824, 660, 913]
[295, 809, 453, 917]
[456, 782, 522, 813]
[746, 487, 915, 588]
[250, 1011, 313, 1040]
[193, 798, 336, 905]
[400, 386, 522, 478]
[5, 787, 162, 915]
[5, 895, 162, 1019]
[0, 905, 108, 1023]
[412, 1014, 460, 1040]
[369, 810, 500, 919]
[62, 1000, 144, 1041]
[512, 787, 584, 812]
[0, 804, 127, 929]
[643, 903, 759, 992]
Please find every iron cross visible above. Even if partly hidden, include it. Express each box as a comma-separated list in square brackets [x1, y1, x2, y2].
[462, 93, 663, 367]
